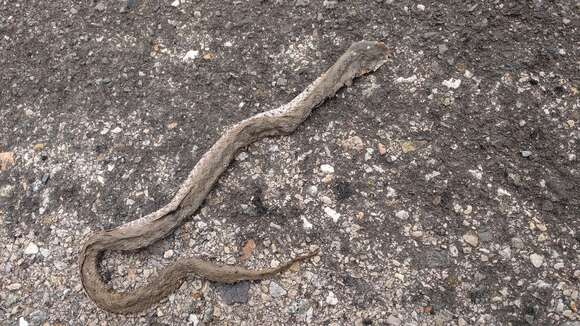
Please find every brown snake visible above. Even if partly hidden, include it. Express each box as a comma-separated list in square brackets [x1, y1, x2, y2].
[79, 41, 390, 314]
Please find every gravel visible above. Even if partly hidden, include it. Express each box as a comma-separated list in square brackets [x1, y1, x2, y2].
[0, 0, 578, 325]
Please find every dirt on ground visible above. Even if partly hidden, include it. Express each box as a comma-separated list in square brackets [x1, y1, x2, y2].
[0, 0, 579, 325]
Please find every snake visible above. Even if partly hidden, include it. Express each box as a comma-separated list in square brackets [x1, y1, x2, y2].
[79, 40, 390, 314]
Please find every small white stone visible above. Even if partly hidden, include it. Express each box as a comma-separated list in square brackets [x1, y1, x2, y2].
[464, 70, 473, 78]
[463, 233, 479, 247]
[425, 171, 441, 181]
[182, 50, 199, 62]
[395, 75, 417, 84]
[554, 262, 564, 270]
[449, 245, 459, 257]
[324, 207, 340, 222]
[386, 187, 397, 198]
[320, 164, 334, 174]
[111, 126, 122, 134]
[320, 195, 333, 205]
[469, 169, 483, 180]
[395, 210, 409, 220]
[24, 242, 39, 255]
[521, 150, 532, 157]
[442, 78, 462, 89]
[19, 317, 29, 326]
[7, 283, 22, 291]
[163, 250, 174, 259]
[386, 315, 402, 326]
[499, 247, 511, 259]
[236, 152, 248, 161]
[188, 314, 199, 326]
[530, 253, 544, 268]
[417, 4, 425, 11]
[224, 41, 233, 47]
[171, 0, 180, 7]
[270, 281, 287, 298]
[497, 187, 511, 197]
[306, 185, 318, 196]
[301, 216, 313, 230]
[39, 248, 50, 258]
[411, 230, 423, 238]
[325, 291, 338, 305]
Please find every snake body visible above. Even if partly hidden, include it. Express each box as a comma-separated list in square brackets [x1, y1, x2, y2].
[79, 41, 390, 314]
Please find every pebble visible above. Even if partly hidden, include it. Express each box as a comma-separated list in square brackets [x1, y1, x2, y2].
[111, 127, 122, 134]
[442, 78, 461, 89]
[378, 143, 387, 155]
[511, 237, 525, 249]
[342, 136, 364, 151]
[7, 283, 22, 291]
[438, 44, 448, 55]
[127, 0, 137, 9]
[0, 151, 15, 171]
[295, 0, 309, 7]
[530, 253, 544, 268]
[395, 210, 409, 220]
[320, 164, 335, 174]
[463, 233, 479, 247]
[95, 2, 106, 11]
[395, 75, 417, 84]
[270, 281, 287, 298]
[19, 317, 29, 326]
[306, 185, 318, 196]
[29, 310, 48, 324]
[237, 152, 248, 161]
[218, 281, 250, 305]
[499, 247, 512, 259]
[325, 291, 338, 305]
[301, 216, 313, 230]
[0, 184, 15, 198]
[24, 242, 39, 255]
[417, 4, 425, 11]
[183, 50, 200, 62]
[400, 141, 417, 153]
[324, 207, 341, 222]
[188, 314, 199, 326]
[411, 231, 423, 239]
[323, 0, 338, 8]
[449, 245, 459, 257]
[386, 315, 402, 326]
[163, 250, 174, 259]
[320, 196, 333, 205]
[521, 150, 532, 157]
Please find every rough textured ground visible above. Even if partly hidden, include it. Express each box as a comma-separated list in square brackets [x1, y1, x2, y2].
[1, 0, 579, 325]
